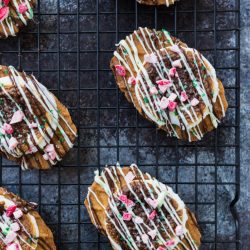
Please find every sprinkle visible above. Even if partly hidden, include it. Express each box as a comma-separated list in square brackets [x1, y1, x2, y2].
[180, 91, 188, 102]
[146, 198, 157, 209]
[141, 234, 149, 244]
[10, 110, 24, 124]
[170, 44, 181, 54]
[165, 239, 176, 247]
[128, 76, 136, 85]
[18, 3, 28, 14]
[1, 123, 13, 135]
[172, 59, 182, 68]
[124, 172, 135, 183]
[159, 97, 169, 110]
[10, 223, 20, 232]
[148, 210, 157, 220]
[150, 86, 158, 95]
[148, 229, 157, 240]
[191, 98, 199, 106]
[122, 212, 132, 221]
[144, 97, 149, 103]
[8, 137, 18, 150]
[6, 243, 19, 250]
[168, 93, 177, 101]
[168, 101, 177, 112]
[175, 225, 184, 236]
[119, 195, 128, 204]
[169, 67, 178, 78]
[13, 209, 23, 219]
[0, 6, 9, 22]
[134, 216, 143, 224]
[5, 231, 17, 244]
[115, 65, 126, 77]
[144, 53, 158, 64]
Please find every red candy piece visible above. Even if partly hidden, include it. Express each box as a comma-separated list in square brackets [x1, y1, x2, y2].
[3, 0, 10, 6]
[168, 101, 177, 112]
[115, 65, 126, 77]
[148, 210, 157, 220]
[6, 205, 17, 217]
[119, 195, 128, 204]
[126, 199, 135, 208]
[0, 6, 9, 22]
[18, 3, 28, 14]
[169, 67, 178, 78]
[123, 212, 132, 221]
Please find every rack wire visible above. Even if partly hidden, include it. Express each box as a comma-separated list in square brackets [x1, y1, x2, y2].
[0, 0, 240, 249]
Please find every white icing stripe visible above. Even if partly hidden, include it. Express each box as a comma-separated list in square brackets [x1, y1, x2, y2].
[86, 164, 199, 250]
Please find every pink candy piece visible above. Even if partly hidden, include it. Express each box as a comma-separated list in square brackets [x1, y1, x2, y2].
[175, 225, 184, 236]
[144, 53, 158, 64]
[148, 229, 157, 240]
[5, 231, 17, 245]
[180, 91, 188, 102]
[44, 144, 56, 161]
[6, 243, 19, 250]
[128, 76, 136, 85]
[191, 98, 199, 107]
[168, 101, 177, 112]
[126, 199, 135, 208]
[170, 44, 181, 54]
[168, 93, 177, 101]
[29, 122, 38, 129]
[159, 97, 169, 110]
[124, 172, 135, 183]
[10, 110, 24, 125]
[8, 137, 18, 150]
[146, 198, 158, 209]
[172, 59, 182, 68]
[134, 216, 143, 224]
[10, 222, 20, 232]
[165, 239, 176, 247]
[0, 6, 9, 22]
[156, 79, 172, 94]
[2, 123, 13, 135]
[3, 0, 10, 5]
[6, 205, 17, 217]
[148, 210, 157, 220]
[169, 67, 178, 78]
[115, 65, 126, 77]
[13, 209, 23, 219]
[156, 79, 171, 86]
[141, 234, 149, 244]
[123, 212, 132, 221]
[157, 247, 166, 250]
[18, 3, 28, 14]
[119, 195, 128, 204]
[150, 86, 158, 95]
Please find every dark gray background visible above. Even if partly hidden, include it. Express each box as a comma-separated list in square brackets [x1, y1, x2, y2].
[0, 0, 247, 249]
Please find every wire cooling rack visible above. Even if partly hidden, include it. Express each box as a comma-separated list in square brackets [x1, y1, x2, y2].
[0, 0, 240, 249]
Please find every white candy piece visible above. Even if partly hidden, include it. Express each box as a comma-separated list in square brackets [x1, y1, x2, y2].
[10, 222, 20, 232]
[5, 231, 17, 244]
[13, 209, 23, 219]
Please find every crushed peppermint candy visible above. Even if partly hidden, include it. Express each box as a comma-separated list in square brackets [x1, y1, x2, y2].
[8, 137, 18, 150]
[18, 3, 28, 14]
[175, 225, 184, 236]
[6, 205, 17, 217]
[172, 59, 182, 68]
[180, 91, 188, 102]
[148, 210, 157, 220]
[191, 98, 200, 106]
[146, 198, 158, 209]
[115, 65, 126, 77]
[159, 97, 170, 110]
[122, 212, 132, 221]
[144, 53, 158, 64]
[10, 110, 24, 124]
[124, 172, 135, 183]
[168, 101, 177, 112]
[128, 76, 136, 85]
[1, 123, 13, 135]
[169, 67, 178, 78]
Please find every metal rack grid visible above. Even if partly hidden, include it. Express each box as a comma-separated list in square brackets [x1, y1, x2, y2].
[0, 0, 240, 249]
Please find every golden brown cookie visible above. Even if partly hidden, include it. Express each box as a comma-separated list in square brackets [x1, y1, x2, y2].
[0, 187, 56, 250]
[0, 0, 36, 39]
[137, 0, 176, 6]
[0, 65, 77, 170]
[85, 164, 201, 250]
[110, 27, 228, 142]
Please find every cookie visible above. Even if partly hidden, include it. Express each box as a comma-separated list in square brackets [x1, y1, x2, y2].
[0, 65, 77, 170]
[137, 0, 176, 6]
[0, 0, 36, 39]
[0, 187, 56, 249]
[84, 164, 201, 250]
[110, 27, 228, 142]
